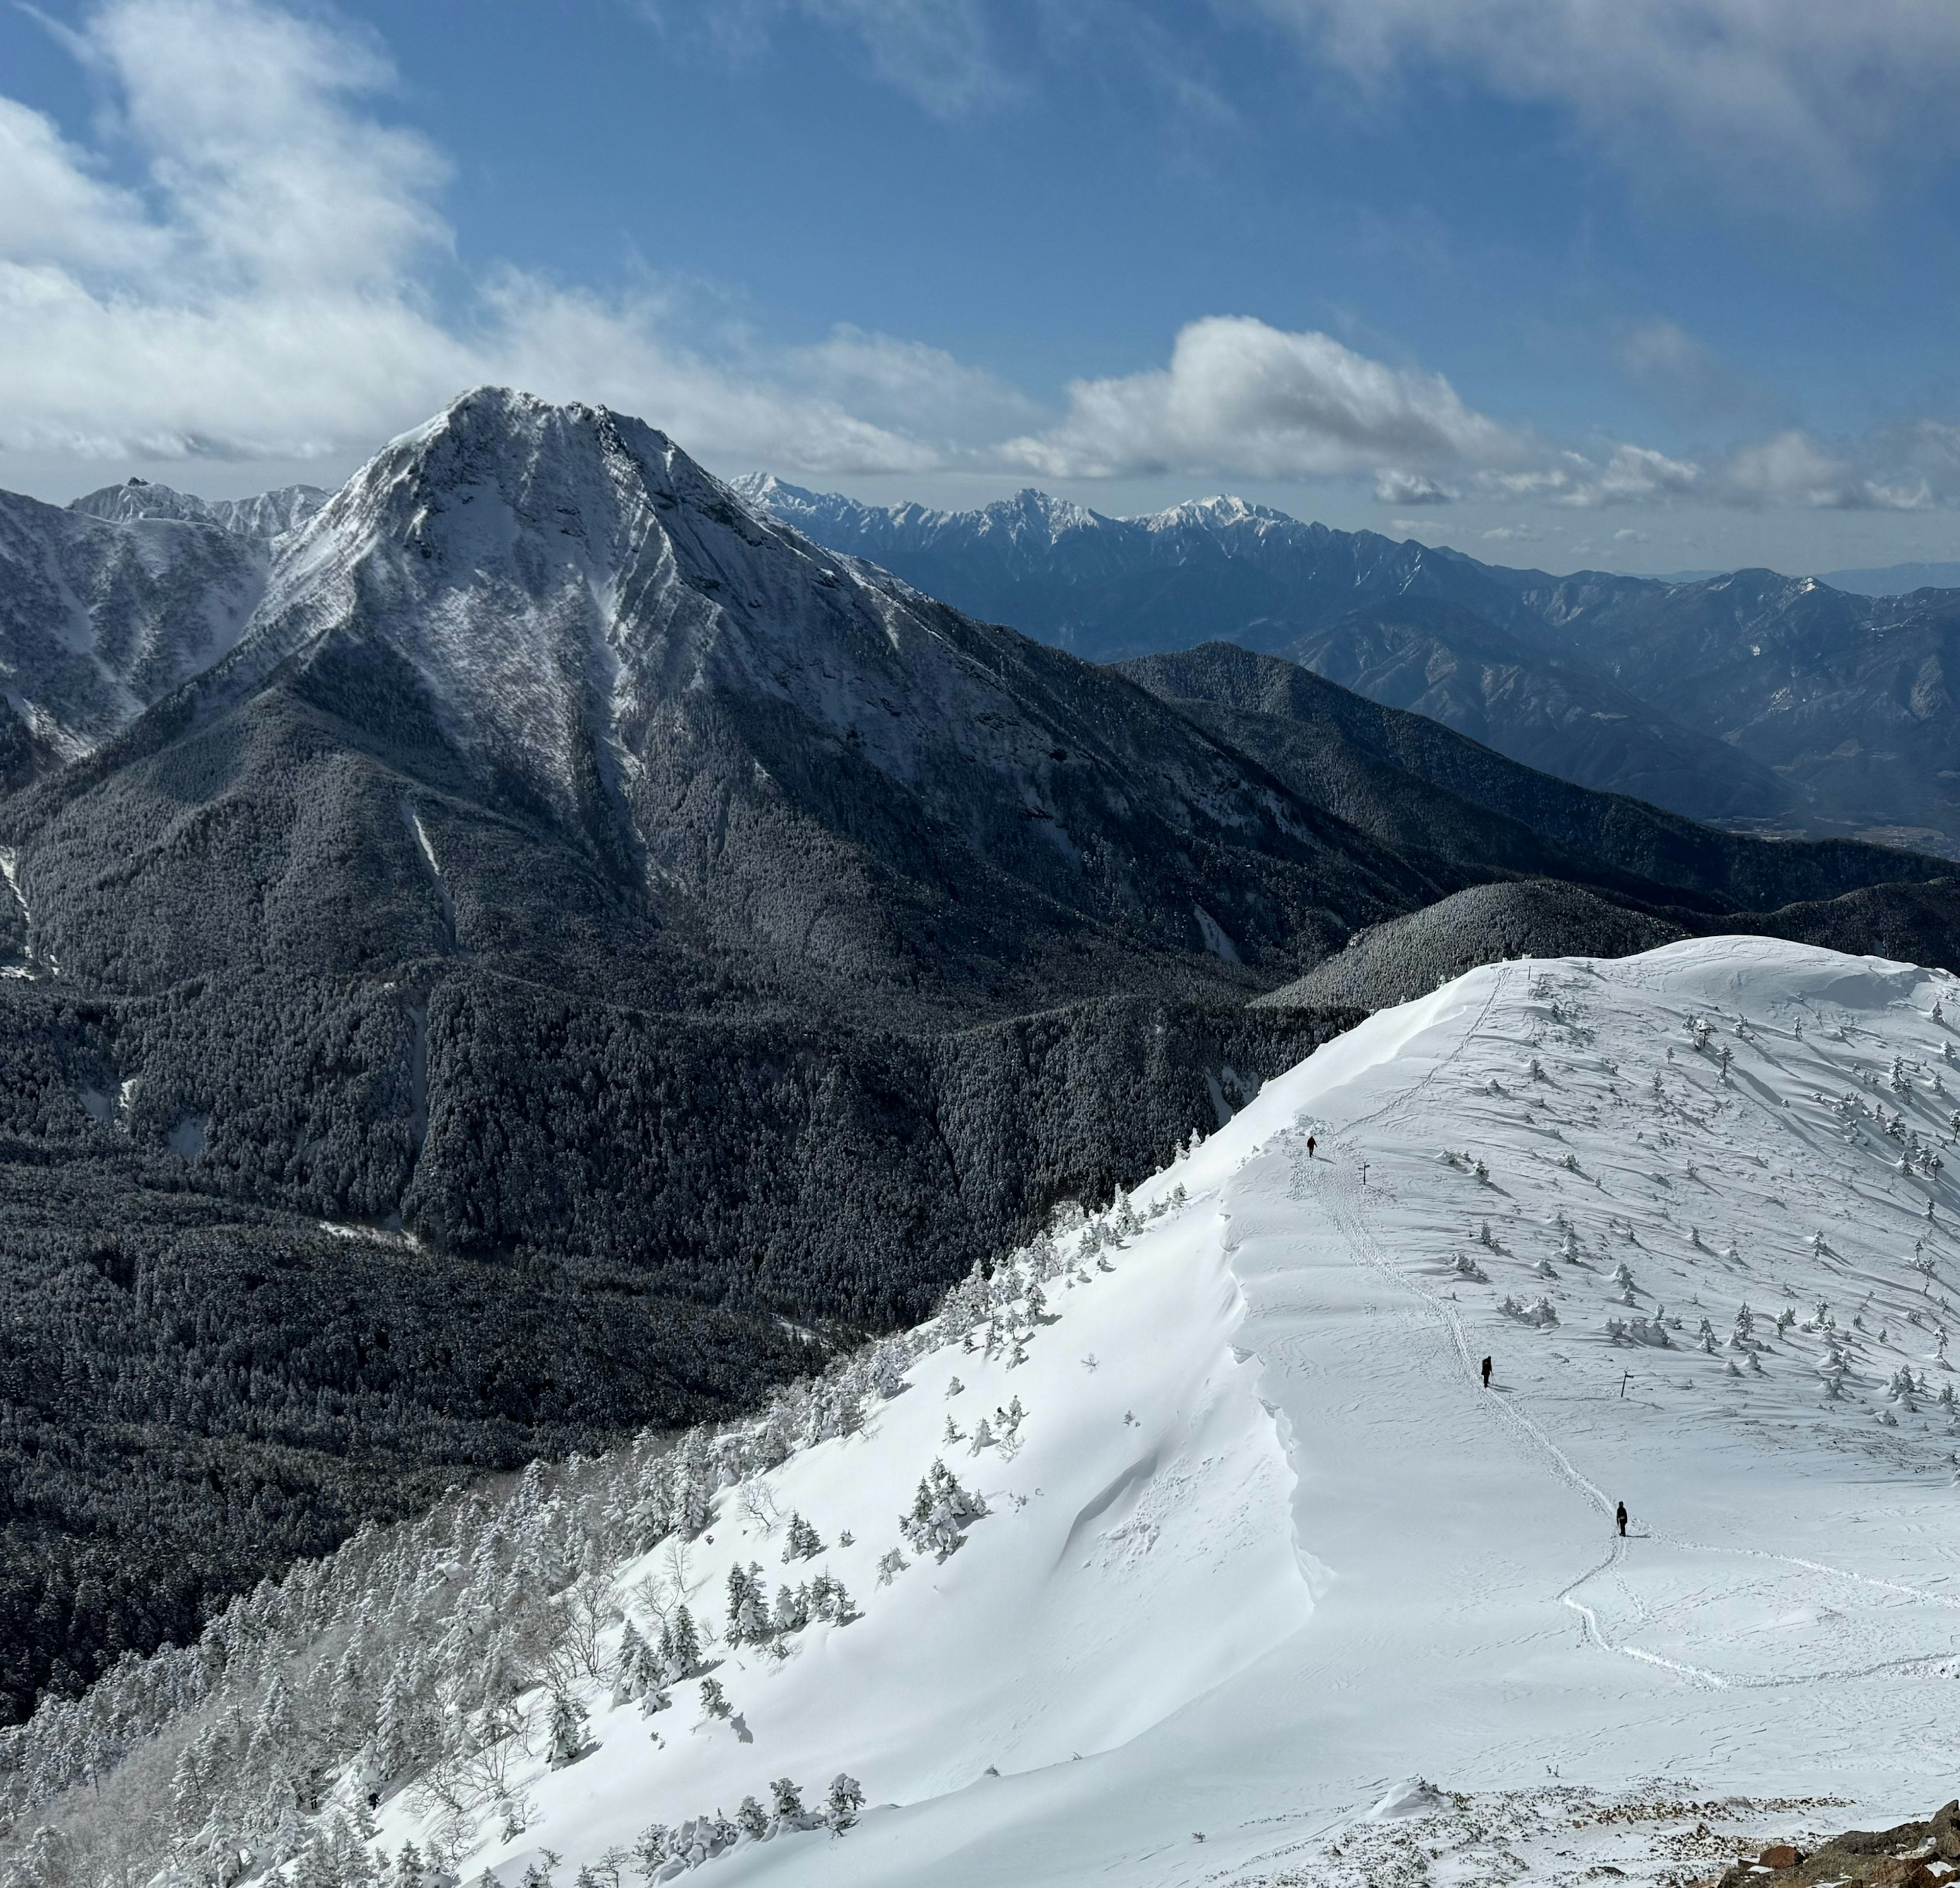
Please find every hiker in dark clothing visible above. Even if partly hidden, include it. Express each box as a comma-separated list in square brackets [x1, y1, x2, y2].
[1306, 1134, 1316, 1157]
[1615, 1502, 1628, 1537]
[1480, 1355, 1492, 1388]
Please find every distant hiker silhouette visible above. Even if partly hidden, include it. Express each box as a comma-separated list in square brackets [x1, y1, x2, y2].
[1306, 1134, 1317, 1157]
[1480, 1355, 1492, 1389]
[1615, 1502, 1628, 1537]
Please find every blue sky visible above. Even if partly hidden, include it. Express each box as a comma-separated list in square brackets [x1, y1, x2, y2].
[3, 0, 1959, 573]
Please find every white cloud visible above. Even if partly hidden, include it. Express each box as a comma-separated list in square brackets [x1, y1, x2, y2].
[1374, 467, 1455, 504]
[1255, 0, 1960, 203]
[0, 0, 953, 476]
[1719, 429, 1941, 511]
[1003, 315, 1524, 480]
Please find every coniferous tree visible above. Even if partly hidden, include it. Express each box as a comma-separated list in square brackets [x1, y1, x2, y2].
[825, 1774, 865, 1835]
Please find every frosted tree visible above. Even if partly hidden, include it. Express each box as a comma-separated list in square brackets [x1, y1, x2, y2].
[631, 1825, 672, 1881]
[900, 1462, 989, 1562]
[773, 1583, 811, 1636]
[826, 1774, 866, 1835]
[808, 1571, 859, 1625]
[656, 1606, 701, 1683]
[738, 1796, 770, 1841]
[875, 1548, 909, 1586]
[782, 1512, 824, 1561]
[546, 1691, 589, 1768]
[611, 1621, 664, 1708]
[726, 1563, 771, 1647]
[697, 1677, 732, 1722]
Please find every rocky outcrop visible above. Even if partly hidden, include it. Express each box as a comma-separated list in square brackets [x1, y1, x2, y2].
[1710, 1798, 1960, 1887]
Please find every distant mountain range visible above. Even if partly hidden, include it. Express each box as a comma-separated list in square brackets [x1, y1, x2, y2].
[3, 392, 1957, 1726]
[1818, 560, 1960, 596]
[736, 477, 1960, 856]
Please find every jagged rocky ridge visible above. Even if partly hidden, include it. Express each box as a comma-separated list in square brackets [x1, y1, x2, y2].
[0, 389, 1956, 1731]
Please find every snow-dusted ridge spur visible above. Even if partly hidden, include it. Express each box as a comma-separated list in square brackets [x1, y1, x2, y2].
[9, 935, 1960, 1888]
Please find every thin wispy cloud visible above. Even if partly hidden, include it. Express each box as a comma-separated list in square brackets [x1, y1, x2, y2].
[635, 0, 1009, 118]
[1252, 0, 1960, 206]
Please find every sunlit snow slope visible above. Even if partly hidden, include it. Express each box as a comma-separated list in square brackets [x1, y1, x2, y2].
[29, 936, 1960, 1887]
[359, 936, 1960, 1886]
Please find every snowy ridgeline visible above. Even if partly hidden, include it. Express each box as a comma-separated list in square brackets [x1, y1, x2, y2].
[11, 935, 1960, 1888]
[2, 1156, 1296, 1888]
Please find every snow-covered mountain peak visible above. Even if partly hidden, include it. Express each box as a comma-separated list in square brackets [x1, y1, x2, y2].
[68, 476, 331, 540]
[1137, 493, 1293, 534]
[214, 390, 1293, 889]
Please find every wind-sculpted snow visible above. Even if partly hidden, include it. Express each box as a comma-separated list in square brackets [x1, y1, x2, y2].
[11, 935, 1960, 1888]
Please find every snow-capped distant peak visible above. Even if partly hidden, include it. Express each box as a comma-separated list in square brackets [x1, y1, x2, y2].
[67, 476, 331, 540]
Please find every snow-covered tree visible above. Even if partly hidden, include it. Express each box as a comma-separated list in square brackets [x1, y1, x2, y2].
[782, 1512, 824, 1561]
[900, 1462, 988, 1562]
[546, 1691, 589, 1768]
[826, 1774, 866, 1835]
[726, 1563, 771, 1647]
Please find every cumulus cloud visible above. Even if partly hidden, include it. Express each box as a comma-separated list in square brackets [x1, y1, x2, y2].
[0, 0, 954, 475]
[1255, 0, 1960, 203]
[1003, 315, 1524, 480]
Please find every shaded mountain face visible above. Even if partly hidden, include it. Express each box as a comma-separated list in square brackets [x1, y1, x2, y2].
[1115, 642, 1931, 914]
[739, 478, 1960, 851]
[1515, 569, 1960, 853]
[0, 489, 269, 779]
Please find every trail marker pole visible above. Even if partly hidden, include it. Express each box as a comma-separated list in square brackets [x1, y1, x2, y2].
[1620, 1372, 1630, 1399]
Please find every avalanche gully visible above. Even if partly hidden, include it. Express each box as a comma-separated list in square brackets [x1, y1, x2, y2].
[13, 935, 1960, 1887]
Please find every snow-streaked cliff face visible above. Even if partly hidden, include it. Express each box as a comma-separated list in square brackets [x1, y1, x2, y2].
[18, 935, 1960, 1888]
[0, 487, 270, 760]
